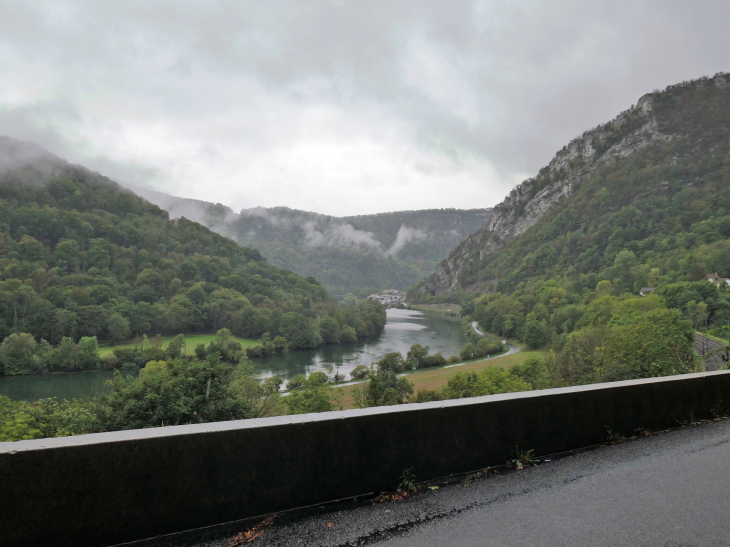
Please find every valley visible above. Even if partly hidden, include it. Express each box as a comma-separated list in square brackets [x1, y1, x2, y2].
[0, 308, 471, 402]
[2, 72, 730, 442]
[130, 185, 492, 296]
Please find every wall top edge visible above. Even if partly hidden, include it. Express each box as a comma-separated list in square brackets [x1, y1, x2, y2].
[1, 370, 726, 454]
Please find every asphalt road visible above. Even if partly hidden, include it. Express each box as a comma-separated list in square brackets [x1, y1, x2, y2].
[189, 418, 730, 547]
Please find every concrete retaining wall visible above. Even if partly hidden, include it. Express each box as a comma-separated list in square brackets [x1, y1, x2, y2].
[2, 371, 729, 546]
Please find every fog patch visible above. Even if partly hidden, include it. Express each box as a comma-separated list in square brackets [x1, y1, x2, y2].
[386, 225, 427, 256]
[330, 223, 381, 248]
[0, 136, 64, 175]
[303, 221, 327, 247]
[303, 221, 380, 249]
[240, 207, 275, 221]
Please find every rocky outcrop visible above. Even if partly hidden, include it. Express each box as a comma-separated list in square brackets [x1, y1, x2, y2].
[413, 86, 683, 298]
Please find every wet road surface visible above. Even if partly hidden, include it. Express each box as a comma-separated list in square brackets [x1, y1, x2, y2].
[188, 418, 730, 547]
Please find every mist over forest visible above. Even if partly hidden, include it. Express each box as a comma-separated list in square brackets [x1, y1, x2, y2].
[3, 7, 730, 544]
[130, 184, 492, 295]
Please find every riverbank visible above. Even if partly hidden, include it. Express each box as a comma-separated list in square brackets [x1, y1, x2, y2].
[1, 309, 471, 402]
[97, 334, 261, 357]
[409, 303, 462, 316]
[334, 347, 539, 409]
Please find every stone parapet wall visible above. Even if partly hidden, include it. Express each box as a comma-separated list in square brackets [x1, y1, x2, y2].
[2, 371, 729, 546]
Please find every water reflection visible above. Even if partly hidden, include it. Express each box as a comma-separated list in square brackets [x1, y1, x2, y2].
[0, 369, 134, 403]
[253, 309, 468, 380]
[0, 309, 468, 401]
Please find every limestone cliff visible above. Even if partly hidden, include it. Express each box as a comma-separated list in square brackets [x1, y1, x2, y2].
[412, 73, 730, 298]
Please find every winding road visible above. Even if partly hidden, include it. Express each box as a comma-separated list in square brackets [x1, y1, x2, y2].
[287, 322, 522, 392]
[440, 320, 521, 367]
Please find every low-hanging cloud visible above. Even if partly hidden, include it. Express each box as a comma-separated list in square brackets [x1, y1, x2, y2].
[386, 225, 428, 256]
[1, 1, 729, 215]
[301, 221, 381, 249]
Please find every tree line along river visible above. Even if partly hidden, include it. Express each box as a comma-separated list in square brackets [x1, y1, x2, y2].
[0, 309, 470, 402]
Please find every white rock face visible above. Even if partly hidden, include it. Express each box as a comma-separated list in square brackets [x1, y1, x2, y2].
[415, 92, 673, 296]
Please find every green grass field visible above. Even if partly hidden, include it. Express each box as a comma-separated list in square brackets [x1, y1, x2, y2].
[335, 349, 542, 409]
[409, 303, 463, 316]
[98, 334, 260, 357]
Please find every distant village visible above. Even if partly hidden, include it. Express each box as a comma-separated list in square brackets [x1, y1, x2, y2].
[367, 290, 406, 307]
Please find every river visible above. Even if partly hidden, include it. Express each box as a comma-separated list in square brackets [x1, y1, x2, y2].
[0, 309, 469, 402]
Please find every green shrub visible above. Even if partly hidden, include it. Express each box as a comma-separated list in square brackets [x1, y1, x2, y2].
[286, 374, 306, 390]
[306, 371, 329, 387]
[350, 365, 369, 379]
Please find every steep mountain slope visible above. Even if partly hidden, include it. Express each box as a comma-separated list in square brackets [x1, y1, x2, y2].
[0, 137, 385, 359]
[130, 185, 491, 295]
[412, 73, 730, 300]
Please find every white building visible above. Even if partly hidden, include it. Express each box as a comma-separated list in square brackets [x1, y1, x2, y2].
[368, 291, 405, 305]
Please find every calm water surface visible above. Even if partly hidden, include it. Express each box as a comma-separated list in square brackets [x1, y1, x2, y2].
[0, 309, 468, 401]
[253, 309, 469, 379]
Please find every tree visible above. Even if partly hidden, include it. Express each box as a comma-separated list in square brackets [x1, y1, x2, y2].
[166, 334, 186, 358]
[685, 300, 709, 330]
[440, 368, 531, 400]
[88, 239, 111, 270]
[613, 250, 637, 286]
[523, 318, 547, 349]
[476, 338, 503, 357]
[262, 376, 284, 394]
[0, 279, 37, 338]
[78, 336, 99, 369]
[353, 365, 414, 407]
[318, 316, 340, 344]
[376, 352, 408, 373]
[306, 371, 329, 387]
[423, 352, 448, 368]
[350, 365, 369, 379]
[284, 385, 336, 415]
[510, 357, 550, 389]
[406, 344, 429, 369]
[0, 410, 42, 441]
[17, 235, 46, 262]
[49, 337, 83, 372]
[338, 326, 358, 343]
[460, 343, 476, 361]
[229, 367, 283, 419]
[604, 308, 696, 380]
[54, 239, 79, 270]
[273, 336, 288, 352]
[0, 333, 44, 375]
[280, 312, 322, 349]
[107, 313, 130, 343]
[97, 355, 254, 431]
[286, 374, 306, 390]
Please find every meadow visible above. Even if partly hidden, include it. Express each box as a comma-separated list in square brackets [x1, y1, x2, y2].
[335, 348, 542, 409]
[98, 335, 261, 357]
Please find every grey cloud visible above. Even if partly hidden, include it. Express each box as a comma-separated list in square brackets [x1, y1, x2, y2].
[1, 1, 729, 214]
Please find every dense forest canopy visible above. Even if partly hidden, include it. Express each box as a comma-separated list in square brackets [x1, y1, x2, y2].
[0, 138, 386, 375]
[475, 79, 730, 295]
[412, 74, 730, 301]
[410, 74, 730, 371]
[131, 185, 491, 295]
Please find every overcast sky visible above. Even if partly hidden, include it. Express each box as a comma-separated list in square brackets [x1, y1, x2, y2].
[1, 1, 728, 216]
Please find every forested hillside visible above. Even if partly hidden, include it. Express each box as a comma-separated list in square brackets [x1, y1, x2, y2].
[131, 185, 491, 295]
[0, 137, 385, 374]
[409, 73, 730, 377]
[414, 73, 730, 299]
